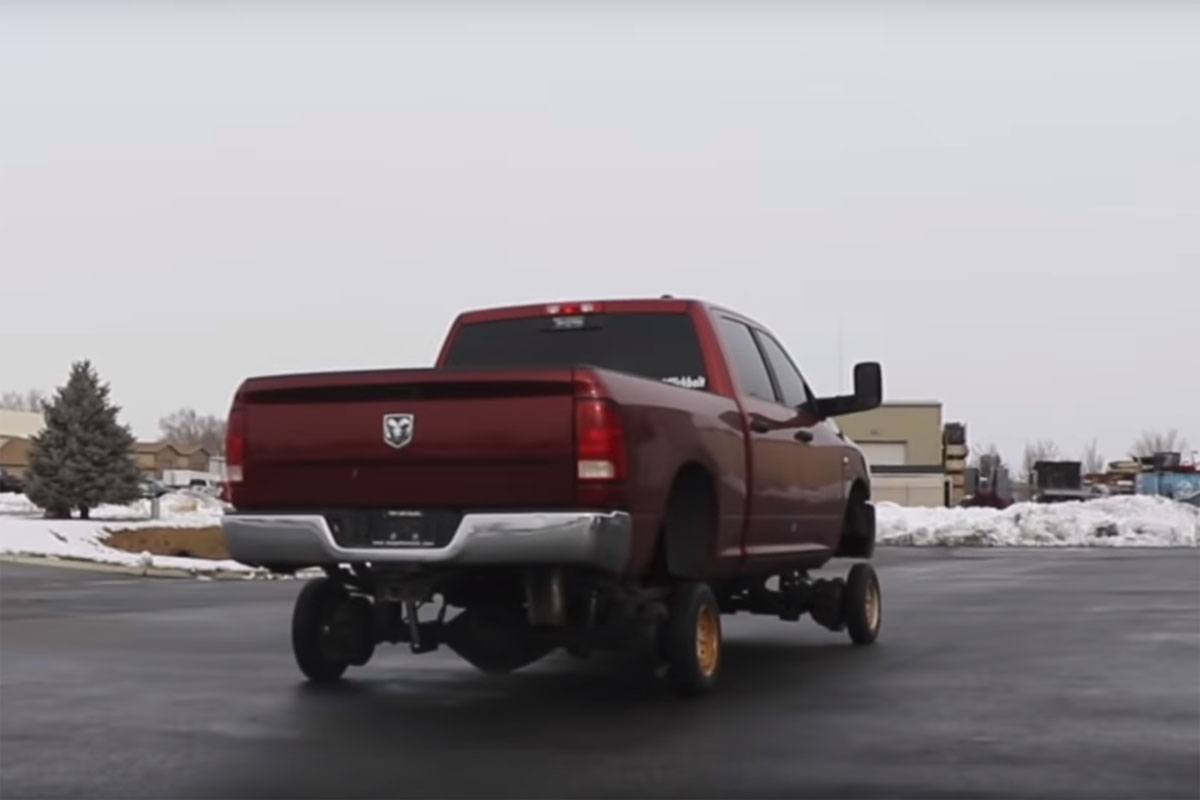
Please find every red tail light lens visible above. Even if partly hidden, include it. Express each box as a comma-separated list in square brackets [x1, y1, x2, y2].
[225, 404, 246, 483]
[575, 399, 626, 481]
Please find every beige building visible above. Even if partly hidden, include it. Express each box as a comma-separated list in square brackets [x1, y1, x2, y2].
[0, 410, 45, 479]
[838, 401, 947, 507]
[133, 443, 213, 478]
[0, 436, 34, 479]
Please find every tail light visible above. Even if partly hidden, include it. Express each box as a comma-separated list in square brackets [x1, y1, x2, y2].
[575, 399, 626, 481]
[225, 403, 246, 483]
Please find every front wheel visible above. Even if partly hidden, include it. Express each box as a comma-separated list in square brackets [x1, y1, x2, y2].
[843, 563, 882, 645]
[661, 582, 723, 697]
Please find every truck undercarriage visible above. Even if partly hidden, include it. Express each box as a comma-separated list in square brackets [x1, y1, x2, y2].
[295, 560, 882, 694]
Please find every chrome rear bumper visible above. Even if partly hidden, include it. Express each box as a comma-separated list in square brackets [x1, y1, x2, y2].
[222, 511, 632, 573]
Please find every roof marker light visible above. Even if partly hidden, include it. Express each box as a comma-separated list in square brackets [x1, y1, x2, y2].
[548, 301, 603, 316]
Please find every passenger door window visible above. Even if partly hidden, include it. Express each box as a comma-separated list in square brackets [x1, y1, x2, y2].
[755, 333, 812, 409]
[716, 318, 775, 401]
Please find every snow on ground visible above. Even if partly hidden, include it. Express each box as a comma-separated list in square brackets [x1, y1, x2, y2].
[2, 492, 1196, 577]
[878, 495, 1198, 547]
[0, 490, 227, 522]
[0, 490, 255, 575]
[0, 493, 39, 516]
[0, 518, 256, 574]
[91, 491, 229, 524]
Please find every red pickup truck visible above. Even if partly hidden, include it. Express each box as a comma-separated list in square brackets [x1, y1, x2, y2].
[223, 298, 883, 695]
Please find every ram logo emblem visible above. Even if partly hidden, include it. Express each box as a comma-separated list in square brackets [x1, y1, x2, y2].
[383, 413, 415, 450]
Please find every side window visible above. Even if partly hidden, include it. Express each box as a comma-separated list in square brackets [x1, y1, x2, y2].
[756, 333, 811, 408]
[716, 318, 775, 401]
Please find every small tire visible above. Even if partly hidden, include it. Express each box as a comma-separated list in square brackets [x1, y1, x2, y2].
[343, 596, 377, 667]
[292, 577, 350, 683]
[843, 563, 882, 645]
[661, 582, 722, 697]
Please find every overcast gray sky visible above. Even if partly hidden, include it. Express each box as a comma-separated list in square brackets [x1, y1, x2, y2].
[1, 1, 1197, 466]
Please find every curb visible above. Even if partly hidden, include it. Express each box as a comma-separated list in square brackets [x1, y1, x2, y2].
[0, 554, 263, 580]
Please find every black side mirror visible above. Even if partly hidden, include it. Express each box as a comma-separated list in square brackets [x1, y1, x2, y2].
[814, 361, 883, 418]
[853, 362, 882, 408]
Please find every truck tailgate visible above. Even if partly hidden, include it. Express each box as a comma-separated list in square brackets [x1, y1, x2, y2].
[234, 368, 578, 510]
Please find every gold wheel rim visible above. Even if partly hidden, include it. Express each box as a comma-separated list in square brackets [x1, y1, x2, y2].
[864, 578, 881, 631]
[696, 605, 720, 677]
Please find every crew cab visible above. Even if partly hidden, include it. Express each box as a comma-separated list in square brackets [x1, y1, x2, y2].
[222, 298, 884, 695]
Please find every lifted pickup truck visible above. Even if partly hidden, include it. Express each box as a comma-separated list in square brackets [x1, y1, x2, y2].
[223, 298, 883, 695]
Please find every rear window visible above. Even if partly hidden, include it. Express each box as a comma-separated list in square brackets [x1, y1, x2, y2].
[443, 313, 708, 389]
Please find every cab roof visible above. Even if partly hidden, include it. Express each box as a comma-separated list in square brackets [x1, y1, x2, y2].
[453, 297, 768, 331]
[454, 297, 698, 324]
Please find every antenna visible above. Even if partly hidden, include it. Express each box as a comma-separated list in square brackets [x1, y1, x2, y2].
[837, 316, 845, 394]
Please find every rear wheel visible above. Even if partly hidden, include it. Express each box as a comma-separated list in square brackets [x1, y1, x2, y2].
[292, 577, 372, 682]
[843, 563, 882, 645]
[661, 582, 722, 697]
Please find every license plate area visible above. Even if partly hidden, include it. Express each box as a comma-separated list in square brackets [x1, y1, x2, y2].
[324, 510, 462, 550]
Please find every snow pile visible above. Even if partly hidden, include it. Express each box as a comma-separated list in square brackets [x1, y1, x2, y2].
[0, 517, 256, 575]
[0, 490, 227, 523]
[878, 495, 1198, 547]
[0, 491, 249, 574]
[0, 493, 38, 516]
[91, 491, 228, 523]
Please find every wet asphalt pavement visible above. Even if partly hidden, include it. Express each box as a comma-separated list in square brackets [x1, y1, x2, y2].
[1, 549, 1197, 800]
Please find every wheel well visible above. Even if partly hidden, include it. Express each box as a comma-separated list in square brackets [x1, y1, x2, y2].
[653, 463, 717, 581]
[836, 479, 875, 559]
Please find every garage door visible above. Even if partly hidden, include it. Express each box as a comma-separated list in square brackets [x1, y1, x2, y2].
[861, 442, 908, 467]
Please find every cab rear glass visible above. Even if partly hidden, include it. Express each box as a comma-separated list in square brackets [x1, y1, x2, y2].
[443, 312, 708, 389]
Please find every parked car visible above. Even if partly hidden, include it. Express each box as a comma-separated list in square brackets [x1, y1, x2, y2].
[0, 470, 24, 494]
[187, 478, 222, 496]
[222, 298, 884, 695]
[139, 479, 169, 499]
[161, 469, 222, 490]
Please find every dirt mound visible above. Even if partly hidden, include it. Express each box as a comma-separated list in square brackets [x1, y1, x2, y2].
[103, 526, 229, 560]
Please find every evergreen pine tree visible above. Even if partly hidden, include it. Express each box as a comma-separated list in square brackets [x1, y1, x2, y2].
[25, 361, 142, 519]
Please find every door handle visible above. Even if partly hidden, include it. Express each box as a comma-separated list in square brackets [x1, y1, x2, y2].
[794, 429, 814, 443]
[749, 417, 772, 434]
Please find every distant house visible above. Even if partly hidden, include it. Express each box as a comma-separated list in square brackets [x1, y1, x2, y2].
[0, 410, 46, 479]
[0, 436, 33, 480]
[133, 443, 213, 478]
[0, 412, 218, 483]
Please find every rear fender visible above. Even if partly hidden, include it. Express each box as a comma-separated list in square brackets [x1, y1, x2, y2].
[656, 463, 719, 580]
